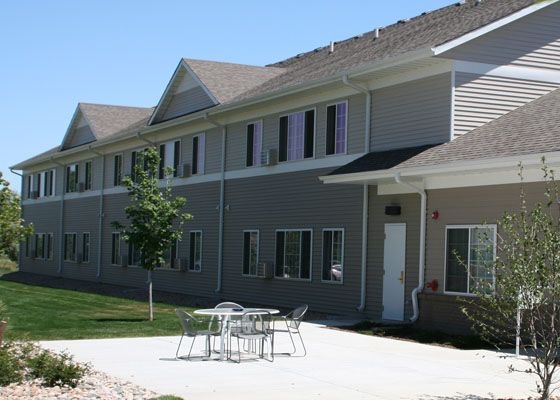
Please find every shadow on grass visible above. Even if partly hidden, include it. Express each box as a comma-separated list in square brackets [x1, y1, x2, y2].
[92, 318, 147, 323]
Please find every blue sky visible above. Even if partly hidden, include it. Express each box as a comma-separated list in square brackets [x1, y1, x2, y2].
[0, 0, 452, 191]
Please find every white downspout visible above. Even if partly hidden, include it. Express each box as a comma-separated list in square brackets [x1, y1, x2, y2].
[394, 173, 426, 323]
[342, 75, 371, 312]
[205, 113, 226, 294]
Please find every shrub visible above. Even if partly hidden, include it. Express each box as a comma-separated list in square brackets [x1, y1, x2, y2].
[28, 349, 89, 388]
[0, 342, 24, 386]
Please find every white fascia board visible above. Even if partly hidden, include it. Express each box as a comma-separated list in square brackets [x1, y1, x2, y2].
[433, 1, 558, 56]
[454, 60, 560, 84]
[320, 151, 560, 188]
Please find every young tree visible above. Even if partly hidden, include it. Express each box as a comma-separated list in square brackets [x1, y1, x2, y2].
[462, 161, 560, 400]
[112, 147, 191, 321]
[0, 171, 33, 261]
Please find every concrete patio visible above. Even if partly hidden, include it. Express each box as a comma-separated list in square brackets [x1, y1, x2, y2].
[42, 321, 538, 400]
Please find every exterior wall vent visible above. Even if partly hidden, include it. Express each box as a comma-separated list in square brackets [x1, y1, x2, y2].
[260, 149, 277, 166]
[256, 262, 274, 279]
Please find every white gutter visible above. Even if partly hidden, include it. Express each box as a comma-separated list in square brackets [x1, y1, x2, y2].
[89, 146, 105, 280]
[341, 75, 371, 312]
[394, 173, 426, 323]
[204, 114, 227, 294]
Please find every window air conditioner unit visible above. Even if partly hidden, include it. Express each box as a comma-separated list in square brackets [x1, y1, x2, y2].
[256, 262, 274, 279]
[120, 255, 128, 268]
[260, 149, 277, 166]
[30, 191, 38, 199]
[77, 253, 83, 264]
[30, 250, 37, 259]
[78, 182, 85, 192]
[174, 258, 187, 271]
[178, 163, 191, 178]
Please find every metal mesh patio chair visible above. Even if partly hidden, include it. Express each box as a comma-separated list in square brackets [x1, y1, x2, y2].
[211, 302, 243, 351]
[274, 304, 308, 356]
[228, 310, 274, 363]
[175, 309, 220, 360]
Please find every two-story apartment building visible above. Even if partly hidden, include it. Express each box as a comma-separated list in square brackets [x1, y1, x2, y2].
[12, 0, 560, 333]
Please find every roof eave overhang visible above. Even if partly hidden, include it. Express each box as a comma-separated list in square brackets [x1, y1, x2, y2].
[319, 151, 560, 187]
[432, 0, 558, 56]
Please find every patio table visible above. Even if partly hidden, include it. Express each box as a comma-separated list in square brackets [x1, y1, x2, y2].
[195, 307, 279, 361]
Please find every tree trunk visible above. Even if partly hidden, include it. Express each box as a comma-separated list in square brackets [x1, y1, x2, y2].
[148, 270, 153, 322]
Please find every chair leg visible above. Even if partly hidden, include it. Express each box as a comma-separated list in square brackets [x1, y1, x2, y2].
[175, 333, 185, 359]
[295, 329, 307, 357]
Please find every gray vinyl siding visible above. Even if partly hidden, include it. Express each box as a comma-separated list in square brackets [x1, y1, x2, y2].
[60, 197, 99, 282]
[20, 202, 61, 276]
[371, 73, 452, 152]
[225, 94, 366, 172]
[221, 168, 364, 316]
[421, 181, 547, 333]
[64, 125, 96, 149]
[454, 72, 559, 138]
[366, 190, 421, 321]
[160, 86, 216, 122]
[442, 3, 560, 71]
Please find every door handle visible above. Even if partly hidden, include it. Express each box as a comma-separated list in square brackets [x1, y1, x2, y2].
[398, 271, 404, 284]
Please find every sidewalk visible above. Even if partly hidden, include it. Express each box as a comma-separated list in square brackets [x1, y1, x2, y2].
[42, 321, 537, 400]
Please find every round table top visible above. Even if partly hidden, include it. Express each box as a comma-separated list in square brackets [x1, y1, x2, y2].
[194, 307, 280, 316]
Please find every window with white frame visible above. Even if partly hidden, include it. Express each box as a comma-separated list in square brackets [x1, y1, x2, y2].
[322, 229, 344, 282]
[159, 140, 181, 179]
[326, 102, 347, 155]
[445, 225, 496, 295]
[82, 232, 90, 263]
[242, 230, 259, 276]
[26, 174, 34, 199]
[246, 121, 263, 167]
[111, 233, 121, 265]
[46, 233, 53, 260]
[66, 164, 79, 193]
[113, 154, 123, 186]
[64, 233, 77, 262]
[189, 231, 202, 271]
[84, 161, 92, 190]
[128, 242, 141, 266]
[35, 233, 45, 260]
[192, 134, 205, 175]
[278, 110, 315, 162]
[162, 240, 179, 269]
[131, 149, 147, 182]
[275, 230, 312, 280]
[36, 170, 55, 198]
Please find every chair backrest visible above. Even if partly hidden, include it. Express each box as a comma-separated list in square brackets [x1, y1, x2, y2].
[175, 309, 197, 335]
[240, 310, 271, 335]
[215, 302, 243, 309]
[288, 304, 308, 329]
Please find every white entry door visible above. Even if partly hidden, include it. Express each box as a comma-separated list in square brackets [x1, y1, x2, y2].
[382, 223, 406, 321]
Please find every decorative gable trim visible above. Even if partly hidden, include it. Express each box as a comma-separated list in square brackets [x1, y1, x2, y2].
[148, 59, 218, 125]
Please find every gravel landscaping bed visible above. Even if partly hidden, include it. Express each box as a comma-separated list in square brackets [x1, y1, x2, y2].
[0, 369, 160, 399]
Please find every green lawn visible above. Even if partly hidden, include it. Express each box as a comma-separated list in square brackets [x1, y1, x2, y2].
[0, 269, 188, 341]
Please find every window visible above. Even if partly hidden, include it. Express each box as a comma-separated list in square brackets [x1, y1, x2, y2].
[128, 242, 141, 266]
[242, 230, 259, 276]
[275, 230, 312, 280]
[84, 161, 92, 190]
[159, 140, 181, 179]
[64, 233, 77, 262]
[66, 164, 79, 193]
[25, 236, 30, 257]
[246, 121, 263, 167]
[82, 233, 90, 263]
[162, 240, 179, 269]
[131, 149, 147, 182]
[26, 174, 33, 199]
[326, 102, 347, 155]
[445, 225, 496, 295]
[113, 154, 123, 186]
[189, 231, 202, 271]
[35, 233, 45, 259]
[192, 134, 205, 175]
[111, 233, 121, 265]
[322, 229, 344, 282]
[41, 169, 55, 197]
[46, 233, 54, 260]
[279, 110, 314, 162]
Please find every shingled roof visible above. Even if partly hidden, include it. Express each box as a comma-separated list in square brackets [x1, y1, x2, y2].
[328, 87, 560, 177]
[79, 103, 154, 141]
[231, 0, 535, 102]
